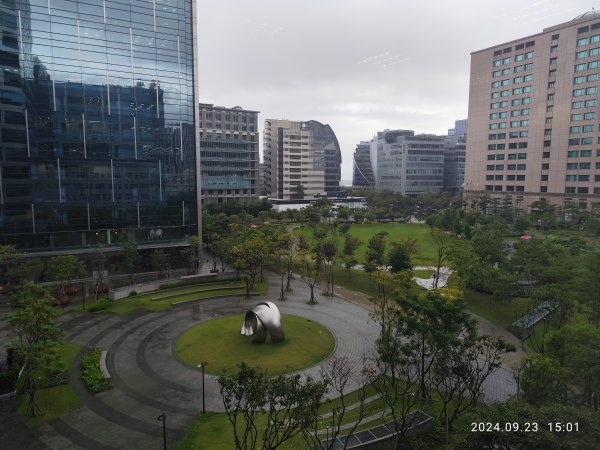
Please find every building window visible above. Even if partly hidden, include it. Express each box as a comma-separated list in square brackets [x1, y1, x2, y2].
[549, 57, 557, 65]
[592, 34, 600, 43]
[567, 162, 578, 169]
[578, 37, 590, 46]
[591, 47, 600, 56]
[574, 76, 585, 84]
[579, 175, 590, 181]
[568, 150, 579, 157]
[589, 61, 600, 69]
[588, 73, 599, 81]
[576, 50, 588, 59]
[578, 187, 589, 194]
[581, 149, 592, 156]
[575, 63, 586, 72]
[551, 45, 558, 53]
[543, 151, 550, 158]
[580, 162, 591, 169]
[566, 175, 577, 181]
[542, 163, 550, 170]
[573, 89, 585, 97]
[544, 140, 551, 147]
[541, 175, 548, 181]
[552, 34, 559, 40]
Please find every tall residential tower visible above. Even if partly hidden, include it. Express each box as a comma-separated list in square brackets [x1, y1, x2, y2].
[465, 11, 600, 211]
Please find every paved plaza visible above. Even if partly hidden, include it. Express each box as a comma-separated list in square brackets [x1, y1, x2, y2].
[0, 273, 517, 449]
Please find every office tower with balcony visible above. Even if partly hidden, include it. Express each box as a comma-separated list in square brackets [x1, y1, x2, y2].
[0, 0, 199, 253]
[465, 11, 600, 211]
[199, 103, 258, 205]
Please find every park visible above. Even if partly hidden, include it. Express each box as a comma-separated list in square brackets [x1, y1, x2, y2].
[2, 206, 600, 449]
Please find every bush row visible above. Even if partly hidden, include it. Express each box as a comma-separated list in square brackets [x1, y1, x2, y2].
[81, 348, 112, 393]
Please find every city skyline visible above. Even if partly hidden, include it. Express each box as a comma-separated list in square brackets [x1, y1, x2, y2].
[197, 0, 591, 181]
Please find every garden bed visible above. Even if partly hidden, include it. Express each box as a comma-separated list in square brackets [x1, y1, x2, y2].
[81, 348, 113, 393]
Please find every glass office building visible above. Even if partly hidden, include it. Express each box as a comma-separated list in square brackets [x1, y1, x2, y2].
[0, 0, 199, 252]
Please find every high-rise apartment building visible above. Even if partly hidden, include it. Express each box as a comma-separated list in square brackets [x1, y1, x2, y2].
[0, 0, 199, 253]
[352, 141, 375, 189]
[199, 104, 258, 205]
[263, 119, 341, 200]
[369, 130, 445, 196]
[465, 11, 600, 211]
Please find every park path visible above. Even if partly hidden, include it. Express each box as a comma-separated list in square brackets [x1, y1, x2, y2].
[0, 272, 518, 449]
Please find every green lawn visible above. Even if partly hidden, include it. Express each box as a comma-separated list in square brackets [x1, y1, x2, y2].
[72, 281, 266, 314]
[175, 314, 335, 375]
[18, 341, 83, 428]
[295, 223, 439, 265]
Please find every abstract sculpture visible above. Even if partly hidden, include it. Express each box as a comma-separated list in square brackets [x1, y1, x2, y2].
[241, 302, 285, 343]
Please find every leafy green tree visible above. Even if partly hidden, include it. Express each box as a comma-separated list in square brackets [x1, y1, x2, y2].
[47, 255, 86, 297]
[387, 239, 417, 273]
[9, 283, 65, 417]
[218, 362, 328, 450]
[291, 184, 305, 200]
[460, 399, 600, 450]
[575, 253, 600, 328]
[547, 325, 600, 406]
[318, 235, 339, 297]
[296, 248, 323, 304]
[430, 228, 451, 289]
[430, 334, 514, 433]
[364, 231, 388, 273]
[516, 354, 571, 407]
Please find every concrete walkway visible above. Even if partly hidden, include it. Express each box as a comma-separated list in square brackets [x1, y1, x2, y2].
[0, 272, 517, 449]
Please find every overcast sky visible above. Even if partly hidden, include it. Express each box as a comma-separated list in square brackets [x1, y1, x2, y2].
[197, 0, 592, 181]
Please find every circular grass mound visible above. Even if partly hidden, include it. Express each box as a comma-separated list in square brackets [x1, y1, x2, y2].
[175, 314, 335, 374]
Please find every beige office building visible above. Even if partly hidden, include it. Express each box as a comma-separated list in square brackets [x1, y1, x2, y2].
[465, 11, 600, 212]
[263, 119, 341, 200]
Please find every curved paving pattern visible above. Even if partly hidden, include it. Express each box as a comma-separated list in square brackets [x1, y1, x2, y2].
[1, 273, 517, 449]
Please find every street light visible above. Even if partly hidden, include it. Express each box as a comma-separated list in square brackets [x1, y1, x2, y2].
[157, 413, 166, 450]
[197, 361, 208, 414]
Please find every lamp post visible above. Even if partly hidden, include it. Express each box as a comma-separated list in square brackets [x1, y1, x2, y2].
[80, 280, 85, 310]
[157, 413, 166, 450]
[197, 361, 208, 414]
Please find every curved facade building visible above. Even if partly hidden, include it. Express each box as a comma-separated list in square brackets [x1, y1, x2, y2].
[0, 0, 199, 252]
[263, 119, 341, 199]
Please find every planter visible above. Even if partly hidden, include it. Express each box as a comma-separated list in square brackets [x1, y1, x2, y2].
[64, 285, 78, 295]
[95, 283, 109, 294]
[54, 295, 70, 305]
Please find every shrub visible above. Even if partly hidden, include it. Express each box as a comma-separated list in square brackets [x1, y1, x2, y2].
[81, 348, 112, 393]
[128, 290, 137, 297]
[87, 298, 112, 312]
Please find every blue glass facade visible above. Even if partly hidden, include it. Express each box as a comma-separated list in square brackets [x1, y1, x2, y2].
[0, 0, 199, 251]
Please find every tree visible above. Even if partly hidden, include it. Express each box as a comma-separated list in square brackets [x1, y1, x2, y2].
[186, 235, 202, 273]
[151, 249, 171, 279]
[296, 248, 323, 304]
[9, 283, 64, 417]
[47, 255, 86, 298]
[231, 231, 273, 290]
[516, 354, 571, 407]
[547, 325, 600, 407]
[218, 362, 328, 450]
[318, 235, 339, 297]
[429, 334, 514, 433]
[122, 242, 140, 283]
[460, 399, 600, 450]
[430, 228, 451, 289]
[387, 239, 417, 273]
[364, 231, 388, 273]
[291, 184, 305, 200]
[303, 357, 373, 450]
[342, 234, 362, 270]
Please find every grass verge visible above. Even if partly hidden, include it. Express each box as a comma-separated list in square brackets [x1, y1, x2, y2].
[18, 342, 83, 428]
[175, 314, 334, 374]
